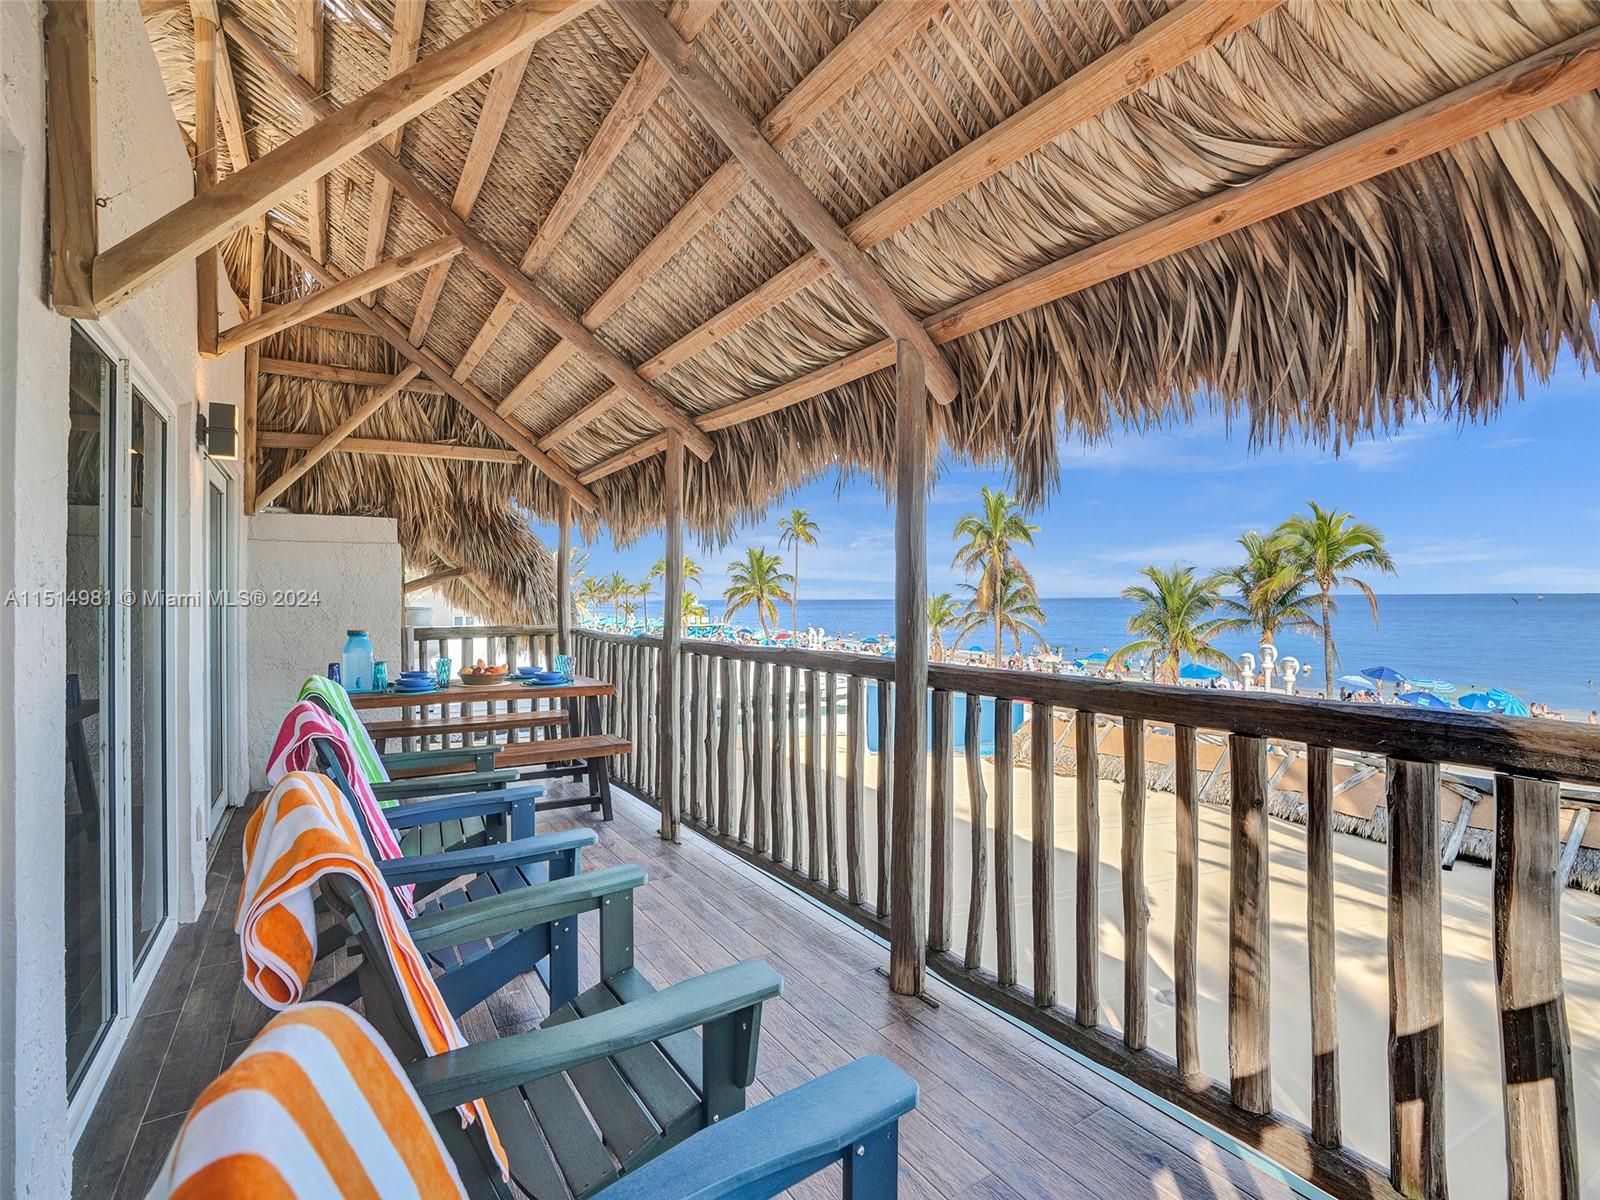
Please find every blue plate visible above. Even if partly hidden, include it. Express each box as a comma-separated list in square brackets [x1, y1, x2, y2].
[520, 678, 566, 688]
[395, 683, 437, 692]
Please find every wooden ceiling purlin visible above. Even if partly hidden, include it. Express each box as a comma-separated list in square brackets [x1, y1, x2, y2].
[267, 229, 600, 510]
[260, 358, 450, 394]
[618, 1, 961, 404]
[259, 432, 524, 464]
[224, 12, 715, 463]
[362, 0, 428, 289]
[457, 0, 723, 391]
[89, 0, 598, 314]
[515, 0, 948, 440]
[591, 20, 1600, 470]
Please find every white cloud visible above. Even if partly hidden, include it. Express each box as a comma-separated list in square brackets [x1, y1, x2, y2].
[1090, 536, 1242, 567]
[1488, 565, 1600, 591]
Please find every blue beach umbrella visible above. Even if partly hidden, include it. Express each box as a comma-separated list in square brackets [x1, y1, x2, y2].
[1361, 666, 1407, 684]
[1337, 674, 1377, 692]
[1179, 663, 1223, 681]
[968, 645, 984, 653]
[1459, 691, 1531, 716]
[861, 636, 879, 645]
[1397, 691, 1451, 709]
[1405, 677, 1456, 694]
[1083, 652, 1111, 664]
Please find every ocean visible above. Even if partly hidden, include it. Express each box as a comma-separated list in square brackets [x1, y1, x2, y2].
[777, 593, 1600, 714]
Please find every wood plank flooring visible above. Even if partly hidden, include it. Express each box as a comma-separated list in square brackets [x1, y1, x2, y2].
[75, 785, 1295, 1199]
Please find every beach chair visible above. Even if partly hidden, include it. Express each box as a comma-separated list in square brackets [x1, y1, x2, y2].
[151, 1002, 917, 1200]
[310, 733, 631, 1015]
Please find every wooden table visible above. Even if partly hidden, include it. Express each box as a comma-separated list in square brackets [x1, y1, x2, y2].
[348, 675, 614, 749]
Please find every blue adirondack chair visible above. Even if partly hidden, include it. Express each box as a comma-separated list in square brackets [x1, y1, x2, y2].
[309, 734, 635, 1015]
[323, 868, 917, 1198]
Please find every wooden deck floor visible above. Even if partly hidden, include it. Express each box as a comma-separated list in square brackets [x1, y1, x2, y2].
[75, 786, 1297, 1200]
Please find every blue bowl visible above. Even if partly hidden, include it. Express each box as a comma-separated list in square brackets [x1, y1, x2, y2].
[531, 670, 565, 682]
[513, 666, 539, 678]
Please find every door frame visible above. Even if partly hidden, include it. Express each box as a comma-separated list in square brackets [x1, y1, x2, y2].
[203, 459, 237, 834]
[64, 321, 181, 1142]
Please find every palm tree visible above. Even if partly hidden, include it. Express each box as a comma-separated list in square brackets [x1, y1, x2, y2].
[1268, 502, 1396, 696]
[1111, 564, 1235, 684]
[576, 576, 607, 623]
[926, 592, 967, 662]
[722, 547, 793, 635]
[632, 580, 652, 628]
[603, 570, 630, 624]
[681, 592, 710, 629]
[960, 567, 1045, 660]
[1216, 530, 1321, 646]
[650, 555, 702, 600]
[778, 508, 819, 633]
[952, 487, 1039, 661]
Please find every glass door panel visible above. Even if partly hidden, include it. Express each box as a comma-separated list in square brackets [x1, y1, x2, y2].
[205, 476, 228, 831]
[129, 392, 168, 967]
[64, 327, 115, 1093]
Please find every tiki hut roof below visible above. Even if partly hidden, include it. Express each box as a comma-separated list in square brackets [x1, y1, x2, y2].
[145, 0, 1600, 618]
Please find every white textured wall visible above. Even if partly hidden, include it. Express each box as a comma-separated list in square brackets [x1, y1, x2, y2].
[0, 2, 245, 1192]
[246, 513, 402, 787]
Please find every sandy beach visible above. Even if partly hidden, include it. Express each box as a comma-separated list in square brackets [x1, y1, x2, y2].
[783, 733, 1600, 1199]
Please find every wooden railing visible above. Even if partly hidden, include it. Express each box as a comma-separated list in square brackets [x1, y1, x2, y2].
[405, 623, 561, 677]
[571, 629, 1599, 1200]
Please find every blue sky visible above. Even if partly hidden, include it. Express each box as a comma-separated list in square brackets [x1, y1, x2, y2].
[535, 350, 1599, 601]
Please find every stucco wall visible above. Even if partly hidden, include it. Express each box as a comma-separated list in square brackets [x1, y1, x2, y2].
[246, 513, 402, 787]
[0, 2, 247, 1193]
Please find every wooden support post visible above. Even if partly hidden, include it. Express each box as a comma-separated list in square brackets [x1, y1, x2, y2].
[1493, 774, 1577, 1200]
[1307, 744, 1342, 1147]
[1031, 702, 1056, 1009]
[45, 0, 97, 316]
[928, 689, 954, 955]
[994, 698, 1016, 990]
[888, 340, 928, 996]
[555, 493, 572, 656]
[1387, 759, 1446, 1199]
[657, 434, 685, 841]
[1074, 711, 1099, 1026]
[963, 694, 987, 971]
[194, 11, 219, 355]
[1229, 733, 1271, 1115]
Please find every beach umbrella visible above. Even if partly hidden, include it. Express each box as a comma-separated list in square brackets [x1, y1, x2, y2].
[1179, 663, 1223, 681]
[1459, 691, 1531, 716]
[1337, 674, 1376, 692]
[861, 636, 879, 645]
[1405, 677, 1456, 694]
[968, 645, 984, 653]
[1361, 666, 1407, 683]
[1083, 652, 1110, 664]
[1397, 691, 1451, 709]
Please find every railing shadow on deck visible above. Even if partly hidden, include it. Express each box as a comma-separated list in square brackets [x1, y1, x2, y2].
[572, 629, 1600, 1200]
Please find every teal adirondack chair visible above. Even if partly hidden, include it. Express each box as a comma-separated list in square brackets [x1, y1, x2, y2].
[317, 868, 917, 1196]
[309, 733, 630, 1016]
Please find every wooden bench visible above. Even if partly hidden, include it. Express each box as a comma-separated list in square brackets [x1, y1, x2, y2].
[389, 733, 630, 820]
[364, 708, 569, 747]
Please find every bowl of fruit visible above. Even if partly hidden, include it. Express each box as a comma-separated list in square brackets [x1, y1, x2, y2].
[459, 660, 510, 686]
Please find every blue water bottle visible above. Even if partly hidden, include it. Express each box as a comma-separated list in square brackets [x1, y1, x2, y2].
[342, 630, 375, 692]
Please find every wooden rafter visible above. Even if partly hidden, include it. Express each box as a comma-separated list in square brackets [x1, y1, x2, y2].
[268, 230, 600, 509]
[224, 12, 714, 461]
[217, 236, 462, 355]
[243, 216, 265, 511]
[408, 44, 534, 342]
[594, 23, 1600, 472]
[565, 0, 1279, 431]
[513, 0, 943, 433]
[261, 310, 373, 336]
[45, 0, 97, 316]
[193, 8, 219, 354]
[259, 432, 522, 464]
[619, 1, 960, 403]
[454, 0, 719, 387]
[260, 358, 448, 394]
[255, 365, 423, 509]
[90, 0, 596, 313]
[295, 0, 327, 262]
[404, 567, 464, 593]
[580, 432, 669, 484]
[362, 0, 427, 281]
[192, 0, 250, 169]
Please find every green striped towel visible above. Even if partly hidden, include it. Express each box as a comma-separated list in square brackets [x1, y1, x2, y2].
[298, 675, 390, 783]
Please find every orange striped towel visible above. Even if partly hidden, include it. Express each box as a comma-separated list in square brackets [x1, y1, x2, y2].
[144, 1002, 466, 1199]
[234, 771, 506, 1178]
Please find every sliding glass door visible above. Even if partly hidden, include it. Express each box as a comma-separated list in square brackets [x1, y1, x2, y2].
[205, 466, 231, 833]
[64, 327, 175, 1105]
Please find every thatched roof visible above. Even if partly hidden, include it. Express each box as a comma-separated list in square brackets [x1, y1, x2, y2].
[146, 0, 1600, 617]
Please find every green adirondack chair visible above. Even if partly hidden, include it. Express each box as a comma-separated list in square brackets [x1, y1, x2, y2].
[309, 733, 629, 1016]
[320, 868, 871, 1196]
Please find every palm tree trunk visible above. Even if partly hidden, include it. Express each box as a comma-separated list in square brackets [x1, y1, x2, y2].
[1320, 591, 1334, 698]
[792, 546, 799, 634]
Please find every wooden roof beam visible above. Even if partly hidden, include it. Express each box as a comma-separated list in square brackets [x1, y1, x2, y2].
[295, 0, 327, 263]
[46, 0, 97, 316]
[618, 1, 959, 403]
[594, 23, 1600, 470]
[216, 236, 462, 355]
[458, 0, 720, 391]
[408, 44, 535, 342]
[579, 432, 669, 484]
[255, 365, 424, 508]
[259, 432, 523, 464]
[191, 1, 250, 169]
[259, 358, 448, 394]
[362, 0, 427, 282]
[515, 0, 943, 433]
[269, 230, 600, 510]
[225, 13, 714, 462]
[90, 0, 596, 313]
